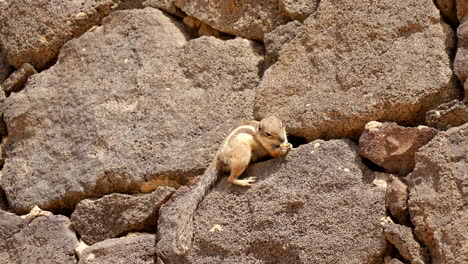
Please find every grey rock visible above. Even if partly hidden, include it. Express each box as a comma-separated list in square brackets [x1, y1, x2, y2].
[407, 123, 468, 264]
[264, 20, 302, 68]
[174, 0, 319, 40]
[78, 234, 157, 264]
[71, 187, 174, 245]
[1, 63, 37, 93]
[384, 222, 429, 264]
[1, 8, 263, 214]
[426, 100, 468, 129]
[386, 175, 409, 225]
[358, 122, 438, 175]
[1, 213, 79, 264]
[160, 139, 387, 263]
[0, 0, 144, 70]
[255, 0, 459, 140]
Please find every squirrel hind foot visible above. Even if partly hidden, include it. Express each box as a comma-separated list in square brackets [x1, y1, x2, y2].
[229, 176, 257, 187]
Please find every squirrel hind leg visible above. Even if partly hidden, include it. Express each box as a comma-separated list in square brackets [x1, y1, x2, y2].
[227, 158, 254, 187]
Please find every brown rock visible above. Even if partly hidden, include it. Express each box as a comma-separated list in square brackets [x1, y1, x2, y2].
[457, 0, 468, 21]
[454, 47, 468, 84]
[384, 222, 429, 264]
[407, 124, 468, 264]
[1, 8, 263, 213]
[426, 100, 468, 129]
[264, 20, 302, 68]
[386, 175, 409, 225]
[174, 0, 319, 40]
[388, 259, 405, 264]
[143, 0, 184, 17]
[158, 139, 387, 263]
[358, 122, 438, 175]
[0, 213, 79, 264]
[255, 0, 459, 140]
[435, 0, 458, 26]
[78, 234, 157, 264]
[0, 0, 144, 70]
[0, 45, 11, 84]
[71, 187, 174, 245]
[1, 63, 37, 93]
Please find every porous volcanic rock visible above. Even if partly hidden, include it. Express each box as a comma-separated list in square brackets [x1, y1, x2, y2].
[78, 234, 157, 264]
[0, 0, 144, 70]
[0, 213, 79, 264]
[174, 0, 319, 40]
[264, 20, 302, 68]
[426, 100, 468, 129]
[457, 0, 468, 21]
[71, 186, 174, 245]
[407, 124, 468, 264]
[386, 175, 409, 225]
[1, 63, 37, 93]
[255, 0, 459, 140]
[435, 0, 458, 26]
[143, 0, 183, 17]
[1, 8, 263, 213]
[358, 122, 438, 175]
[159, 140, 387, 263]
[0, 45, 11, 83]
[384, 222, 429, 264]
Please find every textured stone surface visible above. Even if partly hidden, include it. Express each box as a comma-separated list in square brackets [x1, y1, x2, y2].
[159, 140, 387, 263]
[384, 222, 429, 264]
[0, 213, 79, 264]
[457, 0, 468, 21]
[264, 20, 302, 69]
[1, 8, 263, 214]
[78, 234, 157, 264]
[174, 0, 318, 40]
[255, 0, 459, 140]
[358, 122, 438, 175]
[435, 0, 458, 25]
[407, 124, 468, 264]
[143, 0, 183, 17]
[0, 0, 144, 70]
[386, 175, 409, 225]
[0, 45, 11, 83]
[426, 100, 468, 129]
[388, 259, 405, 264]
[1, 63, 37, 93]
[71, 187, 174, 245]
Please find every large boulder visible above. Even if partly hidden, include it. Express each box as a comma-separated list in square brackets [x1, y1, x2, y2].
[255, 0, 459, 140]
[0, 212, 79, 264]
[71, 187, 174, 245]
[1, 8, 263, 214]
[158, 140, 387, 263]
[0, 0, 144, 70]
[78, 234, 157, 264]
[407, 124, 468, 264]
[173, 0, 319, 40]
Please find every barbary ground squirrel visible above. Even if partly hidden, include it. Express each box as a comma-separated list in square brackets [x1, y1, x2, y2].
[157, 116, 292, 258]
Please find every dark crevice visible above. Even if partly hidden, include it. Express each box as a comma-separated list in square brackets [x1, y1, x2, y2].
[361, 157, 387, 172]
[432, 0, 459, 29]
[287, 134, 309, 148]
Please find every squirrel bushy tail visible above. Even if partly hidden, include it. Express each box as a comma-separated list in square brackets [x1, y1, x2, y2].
[156, 159, 220, 259]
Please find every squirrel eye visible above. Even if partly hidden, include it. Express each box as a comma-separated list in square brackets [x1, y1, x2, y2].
[265, 132, 272, 137]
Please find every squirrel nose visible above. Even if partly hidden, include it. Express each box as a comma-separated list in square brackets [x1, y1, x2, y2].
[279, 136, 285, 142]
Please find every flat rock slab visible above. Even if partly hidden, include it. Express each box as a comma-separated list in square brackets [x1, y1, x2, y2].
[71, 187, 174, 245]
[358, 122, 438, 175]
[0, 213, 78, 264]
[255, 0, 459, 140]
[0, 0, 144, 70]
[163, 139, 387, 263]
[1, 8, 263, 213]
[174, 0, 319, 40]
[78, 234, 157, 264]
[407, 123, 468, 264]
